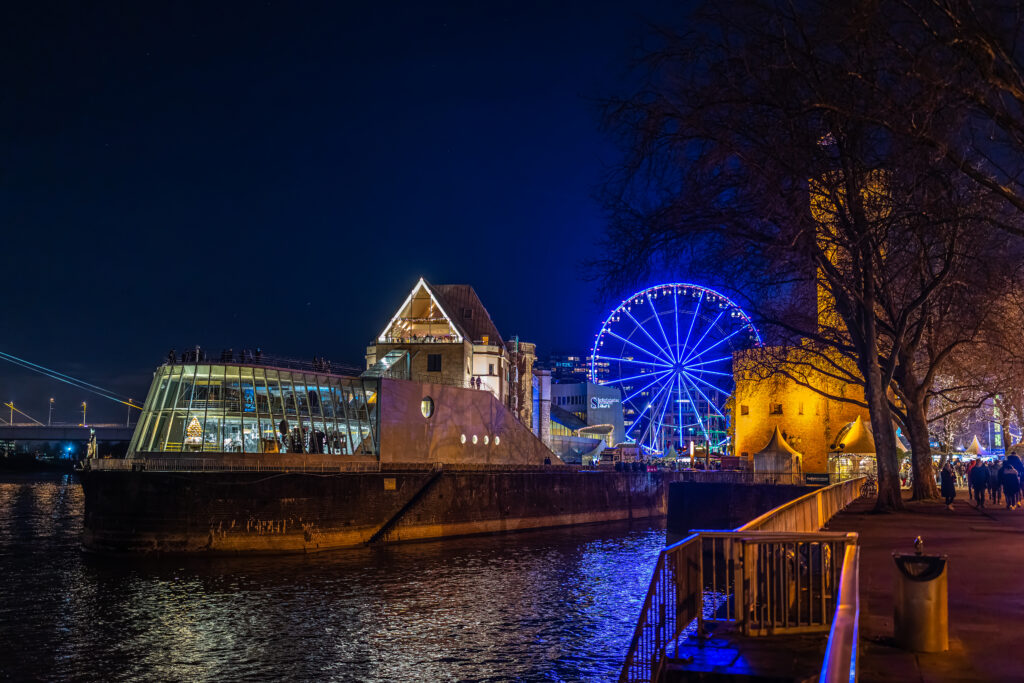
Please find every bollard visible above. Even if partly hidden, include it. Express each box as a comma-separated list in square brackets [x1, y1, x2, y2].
[892, 550, 949, 652]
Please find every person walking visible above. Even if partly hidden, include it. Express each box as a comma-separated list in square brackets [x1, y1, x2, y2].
[988, 460, 1002, 505]
[969, 457, 990, 509]
[940, 461, 957, 510]
[1000, 462, 1021, 510]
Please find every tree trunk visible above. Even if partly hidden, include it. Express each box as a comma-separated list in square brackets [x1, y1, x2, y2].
[905, 398, 939, 500]
[865, 364, 903, 511]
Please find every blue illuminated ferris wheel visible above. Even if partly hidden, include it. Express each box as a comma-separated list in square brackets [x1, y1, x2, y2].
[591, 283, 762, 456]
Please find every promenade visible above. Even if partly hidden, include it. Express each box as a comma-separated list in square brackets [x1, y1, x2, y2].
[827, 490, 1024, 682]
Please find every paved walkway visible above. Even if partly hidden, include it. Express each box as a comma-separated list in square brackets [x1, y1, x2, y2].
[827, 490, 1024, 682]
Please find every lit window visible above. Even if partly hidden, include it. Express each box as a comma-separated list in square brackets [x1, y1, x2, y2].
[460, 434, 466, 444]
[770, 404, 783, 415]
[472, 434, 478, 444]
[484, 435, 489, 444]
[494, 436, 500, 445]
[421, 397, 434, 418]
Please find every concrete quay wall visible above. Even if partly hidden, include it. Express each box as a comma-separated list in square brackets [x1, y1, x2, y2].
[667, 481, 816, 533]
[79, 469, 674, 555]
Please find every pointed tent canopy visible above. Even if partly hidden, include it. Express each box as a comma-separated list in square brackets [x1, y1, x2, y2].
[833, 415, 876, 454]
[965, 435, 986, 456]
[753, 426, 802, 475]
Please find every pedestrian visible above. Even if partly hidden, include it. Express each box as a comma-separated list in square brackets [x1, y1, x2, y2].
[988, 460, 1002, 505]
[999, 462, 1020, 510]
[940, 461, 956, 510]
[969, 457, 990, 509]
[966, 458, 977, 500]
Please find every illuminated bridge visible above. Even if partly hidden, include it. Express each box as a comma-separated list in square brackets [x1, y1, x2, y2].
[0, 424, 135, 442]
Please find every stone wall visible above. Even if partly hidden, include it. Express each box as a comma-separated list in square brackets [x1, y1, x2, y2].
[80, 469, 676, 555]
[378, 378, 555, 465]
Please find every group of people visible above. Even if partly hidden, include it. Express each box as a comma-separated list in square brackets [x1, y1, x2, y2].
[939, 452, 1024, 511]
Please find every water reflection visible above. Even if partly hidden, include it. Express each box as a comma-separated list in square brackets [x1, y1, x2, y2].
[0, 474, 666, 681]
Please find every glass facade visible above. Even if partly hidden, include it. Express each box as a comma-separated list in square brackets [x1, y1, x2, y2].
[127, 364, 380, 457]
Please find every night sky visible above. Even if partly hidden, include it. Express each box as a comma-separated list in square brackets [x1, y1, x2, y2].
[2, 1, 680, 423]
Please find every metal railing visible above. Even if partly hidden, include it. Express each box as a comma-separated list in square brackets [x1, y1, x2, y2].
[80, 457, 604, 474]
[619, 476, 865, 683]
[675, 470, 806, 486]
[820, 540, 860, 683]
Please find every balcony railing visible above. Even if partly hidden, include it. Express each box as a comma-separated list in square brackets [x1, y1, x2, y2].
[619, 476, 865, 683]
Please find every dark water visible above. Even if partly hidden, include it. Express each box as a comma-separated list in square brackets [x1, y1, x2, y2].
[0, 474, 666, 682]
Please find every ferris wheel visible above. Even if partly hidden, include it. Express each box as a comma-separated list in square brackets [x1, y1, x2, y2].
[591, 283, 762, 456]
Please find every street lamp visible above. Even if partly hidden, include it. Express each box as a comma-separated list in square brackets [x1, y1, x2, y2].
[49, 398, 54, 426]
[126, 399, 133, 427]
[81, 401, 87, 426]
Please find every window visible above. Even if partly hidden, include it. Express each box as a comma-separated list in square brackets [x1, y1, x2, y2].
[420, 397, 434, 419]
[488, 363, 495, 375]
[460, 434, 467, 444]
[427, 354, 442, 372]
[740, 405, 749, 416]
[462, 307, 473, 319]
[770, 403, 783, 415]
[494, 435, 500, 445]
[472, 434, 478, 444]
[798, 402, 804, 416]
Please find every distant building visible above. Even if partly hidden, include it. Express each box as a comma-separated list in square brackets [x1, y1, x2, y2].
[544, 353, 611, 384]
[532, 373, 626, 464]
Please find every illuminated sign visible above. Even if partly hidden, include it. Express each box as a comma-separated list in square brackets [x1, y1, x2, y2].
[591, 397, 620, 410]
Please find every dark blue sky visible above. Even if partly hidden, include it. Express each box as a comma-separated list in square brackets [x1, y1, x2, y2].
[1, 1, 681, 422]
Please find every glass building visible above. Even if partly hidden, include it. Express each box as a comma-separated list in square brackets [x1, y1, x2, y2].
[128, 364, 380, 457]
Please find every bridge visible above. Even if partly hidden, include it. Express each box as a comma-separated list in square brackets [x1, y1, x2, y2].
[0, 423, 135, 442]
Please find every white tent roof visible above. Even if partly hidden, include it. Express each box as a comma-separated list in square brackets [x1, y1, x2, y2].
[965, 435, 986, 456]
[755, 426, 802, 458]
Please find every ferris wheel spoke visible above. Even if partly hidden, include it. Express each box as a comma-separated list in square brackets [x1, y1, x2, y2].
[685, 355, 733, 369]
[677, 374, 712, 444]
[646, 292, 676, 363]
[625, 376, 674, 438]
[651, 377, 676, 451]
[681, 310, 725, 366]
[620, 306, 675, 364]
[682, 368, 733, 378]
[606, 329, 673, 366]
[680, 369, 731, 404]
[595, 355, 671, 369]
[602, 367, 671, 387]
[684, 325, 746, 366]
[679, 372, 728, 420]
[673, 288, 682, 364]
[621, 369, 673, 404]
[679, 291, 704, 362]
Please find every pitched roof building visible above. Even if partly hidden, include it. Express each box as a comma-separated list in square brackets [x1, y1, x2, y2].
[367, 278, 536, 425]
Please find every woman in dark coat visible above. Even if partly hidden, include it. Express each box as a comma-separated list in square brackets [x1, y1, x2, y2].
[940, 462, 957, 510]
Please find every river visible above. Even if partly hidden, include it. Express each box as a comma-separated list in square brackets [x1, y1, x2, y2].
[0, 473, 666, 682]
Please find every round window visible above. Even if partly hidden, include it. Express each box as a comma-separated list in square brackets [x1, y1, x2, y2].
[421, 397, 434, 418]
[483, 435, 489, 445]
[460, 434, 467, 444]
[494, 436, 500, 446]
[472, 434, 478, 444]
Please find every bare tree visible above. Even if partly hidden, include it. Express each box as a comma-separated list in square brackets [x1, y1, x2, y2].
[596, 0, 1024, 511]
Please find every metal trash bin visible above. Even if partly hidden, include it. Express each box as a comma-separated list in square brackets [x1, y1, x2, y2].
[893, 553, 949, 652]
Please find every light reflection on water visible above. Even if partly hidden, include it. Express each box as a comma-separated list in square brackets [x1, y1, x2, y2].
[0, 474, 666, 682]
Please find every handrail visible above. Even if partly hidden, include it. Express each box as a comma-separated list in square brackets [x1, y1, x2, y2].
[619, 476, 866, 683]
[820, 539, 861, 683]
